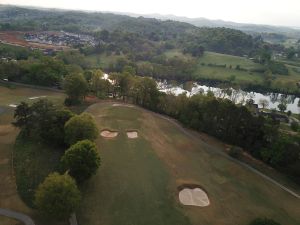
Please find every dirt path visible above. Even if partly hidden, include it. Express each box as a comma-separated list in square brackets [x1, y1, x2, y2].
[0, 208, 35, 225]
[102, 101, 300, 199]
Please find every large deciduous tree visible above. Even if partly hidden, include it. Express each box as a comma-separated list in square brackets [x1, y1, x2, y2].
[64, 113, 99, 145]
[35, 173, 81, 220]
[61, 140, 101, 183]
[63, 73, 88, 105]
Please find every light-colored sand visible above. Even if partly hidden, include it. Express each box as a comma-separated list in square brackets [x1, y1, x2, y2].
[179, 188, 210, 207]
[127, 131, 138, 139]
[8, 104, 17, 108]
[100, 130, 118, 138]
[112, 103, 133, 108]
[28, 96, 46, 100]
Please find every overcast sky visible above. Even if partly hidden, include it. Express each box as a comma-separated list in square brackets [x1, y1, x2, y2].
[2, 0, 300, 27]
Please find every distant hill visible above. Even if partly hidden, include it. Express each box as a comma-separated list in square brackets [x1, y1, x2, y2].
[0, 5, 264, 56]
[124, 12, 300, 39]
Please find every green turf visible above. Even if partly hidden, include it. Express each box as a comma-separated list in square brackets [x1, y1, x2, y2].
[78, 103, 300, 225]
[79, 104, 191, 225]
[0, 85, 65, 225]
[197, 51, 263, 70]
[0, 85, 64, 106]
[164, 50, 300, 92]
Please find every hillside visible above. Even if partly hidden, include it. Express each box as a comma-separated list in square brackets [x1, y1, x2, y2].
[0, 5, 262, 56]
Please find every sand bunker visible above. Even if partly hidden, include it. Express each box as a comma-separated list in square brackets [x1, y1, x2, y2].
[100, 130, 118, 138]
[179, 187, 210, 207]
[29, 96, 46, 100]
[127, 131, 138, 139]
[112, 103, 133, 108]
[8, 104, 17, 108]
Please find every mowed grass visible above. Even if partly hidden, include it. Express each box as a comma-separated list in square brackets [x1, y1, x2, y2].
[198, 51, 263, 70]
[0, 85, 65, 225]
[79, 103, 191, 225]
[79, 103, 300, 225]
[164, 50, 300, 91]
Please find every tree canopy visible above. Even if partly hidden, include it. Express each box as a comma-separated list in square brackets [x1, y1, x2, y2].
[64, 113, 99, 145]
[61, 140, 101, 182]
[63, 72, 89, 105]
[34, 172, 81, 220]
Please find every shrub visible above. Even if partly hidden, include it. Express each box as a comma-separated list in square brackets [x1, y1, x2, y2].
[228, 146, 243, 158]
[291, 121, 299, 132]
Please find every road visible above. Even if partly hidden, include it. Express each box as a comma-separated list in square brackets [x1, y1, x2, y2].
[0, 208, 35, 225]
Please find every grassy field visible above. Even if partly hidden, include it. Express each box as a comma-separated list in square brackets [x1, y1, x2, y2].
[163, 50, 300, 91]
[197, 51, 263, 70]
[0, 85, 65, 225]
[2, 85, 300, 225]
[86, 53, 123, 69]
[78, 103, 300, 225]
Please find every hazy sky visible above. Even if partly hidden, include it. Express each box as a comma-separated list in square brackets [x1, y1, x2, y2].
[2, 0, 300, 27]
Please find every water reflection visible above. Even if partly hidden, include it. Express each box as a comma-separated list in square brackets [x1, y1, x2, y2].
[157, 81, 300, 114]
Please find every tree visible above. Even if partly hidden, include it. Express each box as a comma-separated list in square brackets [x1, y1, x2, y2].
[90, 69, 110, 98]
[12, 101, 31, 134]
[40, 109, 74, 146]
[61, 140, 101, 182]
[63, 73, 88, 105]
[35, 173, 81, 220]
[259, 99, 269, 109]
[291, 121, 299, 132]
[277, 103, 287, 112]
[248, 218, 281, 225]
[64, 113, 99, 145]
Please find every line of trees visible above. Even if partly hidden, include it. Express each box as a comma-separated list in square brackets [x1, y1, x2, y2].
[63, 69, 300, 184]
[13, 99, 101, 221]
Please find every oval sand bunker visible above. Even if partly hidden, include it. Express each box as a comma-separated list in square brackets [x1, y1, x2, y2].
[100, 130, 118, 138]
[179, 188, 210, 207]
[126, 131, 138, 139]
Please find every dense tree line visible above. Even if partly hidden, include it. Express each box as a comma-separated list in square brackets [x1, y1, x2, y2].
[0, 56, 67, 86]
[1, 5, 265, 57]
[13, 99, 101, 220]
[66, 69, 299, 184]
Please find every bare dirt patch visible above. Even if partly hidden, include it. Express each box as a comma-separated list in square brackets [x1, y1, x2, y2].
[100, 130, 118, 138]
[126, 130, 138, 139]
[178, 184, 210, 207]
[0, 125, 14, 136]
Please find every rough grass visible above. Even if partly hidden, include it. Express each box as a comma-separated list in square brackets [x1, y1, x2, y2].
[79, 103, 300, 225]
[0, 85, 65, 225]
[0, 85, 64, 106]
[13, 135, 64, 207]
